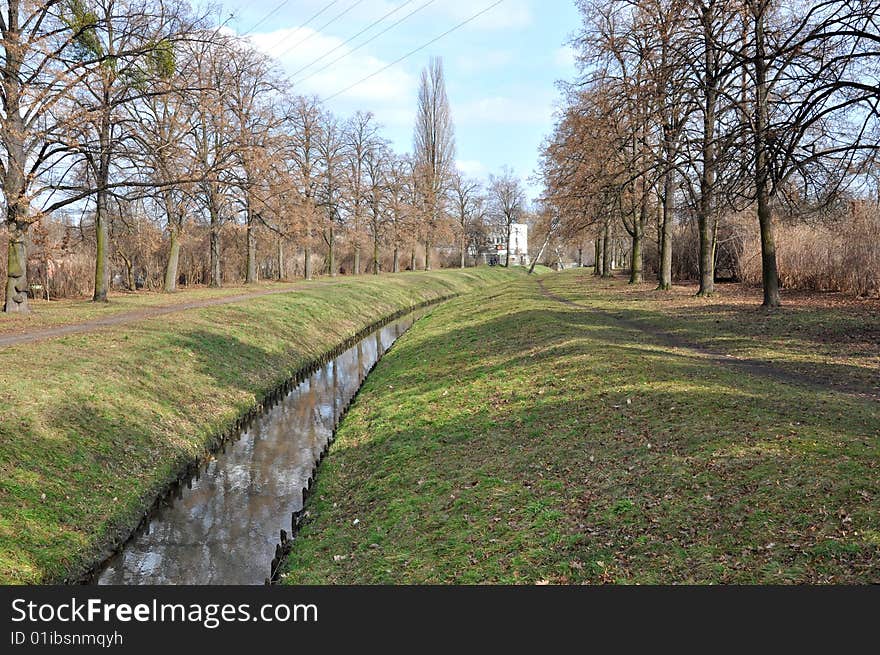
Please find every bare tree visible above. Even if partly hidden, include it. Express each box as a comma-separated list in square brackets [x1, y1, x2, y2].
[2, 1, 99, 312]
[224, 43, 281, 284]
[364, 141, 391, 275]
[67, 0, 192, 301]
[385, 154, 416, 273]
[449, 171, 482, 269]
[488, 167, 527, 268]
[343, 111, 381, 275]
[185, 33, 239, 288]
[735, 0, 880, 306]
[315, 110, 345, 276]
[413, 56, 455, 271]
[129, 45, 197, 293]
[287, 95, 323, 280]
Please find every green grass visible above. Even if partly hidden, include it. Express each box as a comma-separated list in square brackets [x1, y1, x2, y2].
[0, 267, 520, 584]
[283, 270, 879, 584]
[542, 274, 879, 394]
[0, 269, 555, 335]
[0, 279, 309, 333]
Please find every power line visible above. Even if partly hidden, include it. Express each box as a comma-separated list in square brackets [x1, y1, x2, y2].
[289, 0, 420, 80]
[293, 0, 436, 85]
[323, 0, 504, 102]
[271, 0, 369, 58]
[241, 0, 293, 35]
[242, 0, 340, 38]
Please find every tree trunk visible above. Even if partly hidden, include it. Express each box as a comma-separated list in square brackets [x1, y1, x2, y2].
[328, 225, 336, 277]
[93, 187, 110, 302]
[2, 10, 30, 314]
[124, 256, 135, 292]
[505, 223, 512, 268]
[629, 221, 643, 284]
[460, 235, 466, 269]
[529, 229, 552, 275]
[593, 236, 602, 276]
[424, 240, 431, 271]
[602, 225, 613, 278]
[4, 219, 29, 313]
[393, 247, 400, 273]
[753, 4, 781, 307]
[353, 243, 360, 276]
[245, 210, 257, 284]
[209, 207, 221, 288]
[304, 245, 312, 280]
[92, 98, 112, 303]
[276, 237, 284, 281]
[756, 190, 780, 306]
[629, 198, 648, 284]
[164, 221, 181, 292]
[697, 6, 718, 297]
[658, 168, 674, 290]
[411, 249, 416, 271]
[697, 208, 717, 295]
[372, 234, 379, 275]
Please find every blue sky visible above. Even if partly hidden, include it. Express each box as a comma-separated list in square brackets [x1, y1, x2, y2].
[224, 0, 581, 197]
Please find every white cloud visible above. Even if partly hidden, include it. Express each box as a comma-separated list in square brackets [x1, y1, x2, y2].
[455, 49, 514, 74]
[243, 0, 533, 32]
[437, 0, 532, 31]
[248, 27, 416, 104]
[456, 159, 488, 177]
[456, 95, 554, 126]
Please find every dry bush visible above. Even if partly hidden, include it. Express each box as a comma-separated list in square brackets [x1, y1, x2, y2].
[18, 218, 97, 299]
[437, 248, 462, 269]
[642, 235, 660, 280]
[671, 221, 700, 281]
[740, 202, 880, 297]
[668, 216, 746, 283]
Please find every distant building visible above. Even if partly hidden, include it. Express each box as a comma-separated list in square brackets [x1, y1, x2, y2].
[481, 223, 530, 267]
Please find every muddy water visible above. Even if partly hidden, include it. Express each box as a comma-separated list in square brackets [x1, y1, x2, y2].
[95, 311, 422, 585]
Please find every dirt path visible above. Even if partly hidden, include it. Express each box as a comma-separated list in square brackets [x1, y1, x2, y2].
[0, 285, 329, 348]
[537, 278, 879, 400]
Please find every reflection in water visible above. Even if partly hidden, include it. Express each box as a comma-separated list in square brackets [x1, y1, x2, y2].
[96, 312, 421, 585]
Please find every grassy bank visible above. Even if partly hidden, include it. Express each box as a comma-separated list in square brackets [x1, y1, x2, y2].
[0, 280, 306, 335]
[0, 268, 519, 584]
[284, 271, 879, 583]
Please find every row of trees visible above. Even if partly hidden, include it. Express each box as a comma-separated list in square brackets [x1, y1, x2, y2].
[541, 0, 880, 306]
[1, 3, 530, 313]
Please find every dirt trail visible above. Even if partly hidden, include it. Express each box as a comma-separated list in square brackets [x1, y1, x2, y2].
[0, 285, 329, 348]
[536, 278, 879, 400]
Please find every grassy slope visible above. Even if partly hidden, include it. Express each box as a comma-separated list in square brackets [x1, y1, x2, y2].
[545, 275, 880, 395]
[0, 280, 307, 334]
[0, 268, 519, 584]
[285, 271, 879, 584]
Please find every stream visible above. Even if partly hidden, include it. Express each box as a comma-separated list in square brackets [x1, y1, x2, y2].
[94, 310, 423, 585]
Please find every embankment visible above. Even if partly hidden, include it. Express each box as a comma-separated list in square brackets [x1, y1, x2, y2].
[0, 268, 519, 584]
[283, 272, 879, 584]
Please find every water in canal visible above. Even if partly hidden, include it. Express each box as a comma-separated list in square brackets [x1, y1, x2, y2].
[95, 311, 423, 585]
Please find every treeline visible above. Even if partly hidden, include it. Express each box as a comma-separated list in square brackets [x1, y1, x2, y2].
[540, 0, 880, 304]
[1, 3, 530, 312]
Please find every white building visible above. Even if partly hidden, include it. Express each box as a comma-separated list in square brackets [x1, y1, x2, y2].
[483, 223, 530, 267]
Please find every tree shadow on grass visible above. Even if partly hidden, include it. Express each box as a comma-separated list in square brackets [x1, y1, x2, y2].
[292, 299, 880, 584]
[536, 284, 879, 396]
[381, 304, 879, 403]
[166, 329, 285, 397]
[3, 395, 200, 583]
[1, 327, 283, 583]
